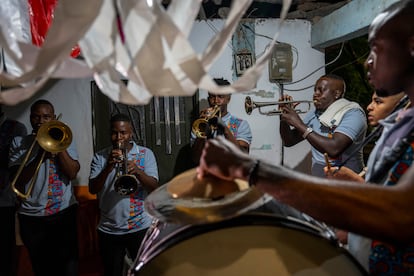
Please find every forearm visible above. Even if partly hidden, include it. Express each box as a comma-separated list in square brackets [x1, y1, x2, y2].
[306, 133, 351, 157]
[252, 162, 414, 243]
[237, 140, 250, 153]
[10, 151, 45, 187]
[56, 151, 80, 180]
[199, 137, 414, 243]
[279, 121, 303, 146]
[136, 171, 158, 193]
[222, 127, 249, 153]
[89, 165, 113, 194]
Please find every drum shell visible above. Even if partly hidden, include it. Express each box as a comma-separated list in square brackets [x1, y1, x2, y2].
[130, 213, 367, 276]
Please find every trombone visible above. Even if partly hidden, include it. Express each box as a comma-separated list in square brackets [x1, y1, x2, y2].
[113, 141, 139, 196]
[245, 96, 313, 116]
[11, 119, 72, 200]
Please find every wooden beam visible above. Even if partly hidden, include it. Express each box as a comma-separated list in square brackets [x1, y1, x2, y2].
[311, 0, 400, 50]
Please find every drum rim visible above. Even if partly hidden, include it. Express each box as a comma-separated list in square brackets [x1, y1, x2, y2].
[134, 212, 367, 274]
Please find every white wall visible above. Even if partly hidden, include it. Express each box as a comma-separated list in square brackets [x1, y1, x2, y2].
[190, 19, 325, 169]
[4, 19, 324, 186]
[3, 78, 94, 186]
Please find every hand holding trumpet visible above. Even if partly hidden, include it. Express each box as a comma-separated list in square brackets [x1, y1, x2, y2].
[110, 141, 141, 175]
[278, 95, 300, 110]
[109, 144, 124, 166]
[279, 95, 306, 127]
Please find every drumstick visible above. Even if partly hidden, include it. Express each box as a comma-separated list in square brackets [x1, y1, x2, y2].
[324, 153, 331, 171]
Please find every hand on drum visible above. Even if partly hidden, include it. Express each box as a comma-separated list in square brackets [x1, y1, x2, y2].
[197, 136, 253, 183]
[335, 229, 348, 245]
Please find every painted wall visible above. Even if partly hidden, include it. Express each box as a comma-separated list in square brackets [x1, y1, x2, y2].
[191, 19, 324, 170]
[3, 78, 94, 187]
[3, 18, 324, 186]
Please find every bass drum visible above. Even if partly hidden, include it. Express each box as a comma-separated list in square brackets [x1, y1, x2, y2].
[129, 213, 366, 275]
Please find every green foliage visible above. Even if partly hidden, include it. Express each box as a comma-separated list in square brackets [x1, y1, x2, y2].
[326, 36, 377, 162]
[326, 36, 374, 111]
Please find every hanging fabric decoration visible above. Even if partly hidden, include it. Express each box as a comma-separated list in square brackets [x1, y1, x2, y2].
[0, 0, 292, 105]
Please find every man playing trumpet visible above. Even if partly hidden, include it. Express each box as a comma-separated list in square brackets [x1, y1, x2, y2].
[191, 78, 252, 163]
[89, 113, 159, 276]
[279, 74, 367, 178]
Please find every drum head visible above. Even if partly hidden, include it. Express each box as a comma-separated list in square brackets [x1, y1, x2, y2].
[145, 170, 268, 224]
[131, 213, 366, 275]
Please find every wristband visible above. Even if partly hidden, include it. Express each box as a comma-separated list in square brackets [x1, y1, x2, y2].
[248, 160, 260, 187]
[302, 127, 313, 139]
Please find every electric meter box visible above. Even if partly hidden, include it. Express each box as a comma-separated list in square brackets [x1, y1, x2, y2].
[268, 43, 293, 83]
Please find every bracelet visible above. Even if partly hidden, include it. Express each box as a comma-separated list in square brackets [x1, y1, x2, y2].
[248, 160, 260, 187]
[302, 127, 313, 139]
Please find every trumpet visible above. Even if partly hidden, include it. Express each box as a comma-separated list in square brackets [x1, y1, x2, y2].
[192, 105, 221, 139]
[245, 96, 313, 116]
[11, 119, 72, 200]
[113, 141, 139, 196]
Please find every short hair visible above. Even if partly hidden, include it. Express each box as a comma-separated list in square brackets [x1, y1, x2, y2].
[321, 74, 346, 95]
[110, 113, 131, 124]
[369, 0, 414, 40]
[213, 78, 230, 86]
[209, 78, 231, 98]
[31, 99, 54, 113]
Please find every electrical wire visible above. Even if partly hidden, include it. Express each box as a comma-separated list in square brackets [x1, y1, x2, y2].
[285, 42, 345, 86]
[330, 51, 369, 74]
[241, 23, 299, 69]
[205, 20, 236, 52]
[204, 16, 349, 92]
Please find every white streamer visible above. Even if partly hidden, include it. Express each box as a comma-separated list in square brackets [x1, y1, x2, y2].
[0, 0, 292, 105]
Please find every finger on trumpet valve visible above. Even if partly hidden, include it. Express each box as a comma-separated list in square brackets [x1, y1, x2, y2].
[279, 95, 295, 108]
[112, 142, 124, 162]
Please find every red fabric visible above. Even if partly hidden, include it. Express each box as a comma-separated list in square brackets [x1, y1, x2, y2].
[28, 0, 81, 58]
[28, 0, 57, 46]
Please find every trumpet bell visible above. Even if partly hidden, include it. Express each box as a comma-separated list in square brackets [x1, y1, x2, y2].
[36, 120, 73, 153]
[192, 105, 221, 139]
[191, 119, 210, 139]
[114, 174, 139, 196]
[245, 96, 253, 115]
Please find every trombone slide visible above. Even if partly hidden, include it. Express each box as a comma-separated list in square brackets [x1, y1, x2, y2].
[11, 120, 72, 200]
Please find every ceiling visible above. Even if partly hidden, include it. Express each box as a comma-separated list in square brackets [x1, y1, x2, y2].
[166, 0, 351, 23]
